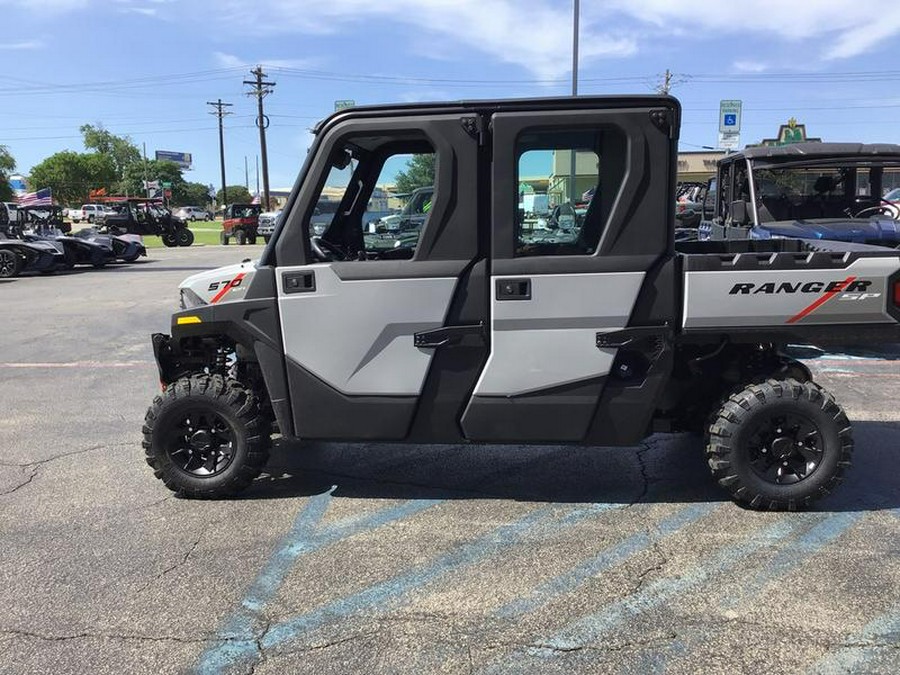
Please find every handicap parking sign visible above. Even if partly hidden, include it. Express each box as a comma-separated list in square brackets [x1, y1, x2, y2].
[724, 113, 737, 126]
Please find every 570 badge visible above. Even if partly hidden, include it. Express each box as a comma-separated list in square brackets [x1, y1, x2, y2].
[207, 272, 247, 304]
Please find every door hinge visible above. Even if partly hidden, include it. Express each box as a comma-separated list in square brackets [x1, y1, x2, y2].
[649, 108, 675, 139]
[460, 115, 487, 145]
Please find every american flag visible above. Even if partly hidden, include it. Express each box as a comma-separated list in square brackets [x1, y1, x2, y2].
[16, 188, 53, 207]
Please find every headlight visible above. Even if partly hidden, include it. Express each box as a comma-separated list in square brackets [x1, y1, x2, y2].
[179, 288, 207, 309]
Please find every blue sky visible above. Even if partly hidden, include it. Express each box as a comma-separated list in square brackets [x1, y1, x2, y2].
[3, 0, 900, 192]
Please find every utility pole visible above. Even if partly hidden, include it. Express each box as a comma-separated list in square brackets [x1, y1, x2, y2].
[244, 156, 249, 190]
[142, 142, 149, 199]
[660, 69, 673, 95]
[244, 66, 275, 209]
[569, 0, 580, 204]
[207, 99, 232, 206]
[255, 156, 260, 197]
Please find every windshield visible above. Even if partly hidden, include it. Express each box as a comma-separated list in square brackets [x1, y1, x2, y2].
[886, 187, 900, 201]
[751, 165, 900, 222]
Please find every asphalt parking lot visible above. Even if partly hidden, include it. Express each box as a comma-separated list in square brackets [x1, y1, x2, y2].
[1, 245, 899, 675]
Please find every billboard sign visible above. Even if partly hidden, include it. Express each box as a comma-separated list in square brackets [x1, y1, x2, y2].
[155, 150, 192, 170]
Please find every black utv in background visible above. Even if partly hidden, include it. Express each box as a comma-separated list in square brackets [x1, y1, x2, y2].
[100, 199, 194, 247]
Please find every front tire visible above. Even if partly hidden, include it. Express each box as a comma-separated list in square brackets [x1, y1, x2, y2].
[162, 233, 178, 247]
[0, 249, 21, 278]
[235, 229, 247, 245]
[220, 231, 229, 245]
[706, 378, 852, 511]
[143, 374, 271, 499]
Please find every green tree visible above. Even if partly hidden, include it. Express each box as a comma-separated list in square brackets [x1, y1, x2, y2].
[394, 154, 435, 194]
[174, 181, 212, 208]
[0, 145, 15, 201]
[121, 159, 184, 198]
[80, 124, 141, 187]
[216, 185, 252, 206]
[28, 151, 117, 205]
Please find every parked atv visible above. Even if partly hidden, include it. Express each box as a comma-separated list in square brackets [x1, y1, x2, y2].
[1, 208, 67, 276]
[220, 204, 261, 245]
[99, 198, 194, 248]
[73, 226, 147, 263]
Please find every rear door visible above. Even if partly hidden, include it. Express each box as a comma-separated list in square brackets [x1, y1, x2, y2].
[461, 103, 679, 444]
[274, 112, 489, 441]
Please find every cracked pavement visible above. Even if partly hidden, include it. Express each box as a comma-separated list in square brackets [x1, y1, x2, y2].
[1, 246, 899, 674]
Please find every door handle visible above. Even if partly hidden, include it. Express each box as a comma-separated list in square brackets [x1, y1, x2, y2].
[414, 324, 484, 348]
[282, 270, 316, 294]
[496, 278, 531, 301]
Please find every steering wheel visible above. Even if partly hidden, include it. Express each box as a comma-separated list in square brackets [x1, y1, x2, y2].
[852, 198, 900, 220]
[309, 236, 347, 261]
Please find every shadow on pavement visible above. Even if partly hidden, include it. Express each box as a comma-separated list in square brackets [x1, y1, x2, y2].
[235, 421, 900, 512]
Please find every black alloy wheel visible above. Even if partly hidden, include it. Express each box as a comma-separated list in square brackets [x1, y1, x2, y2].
[744, 412, 822, 485]
[163, 407, 236, 477]
[0, 249, 20, 278]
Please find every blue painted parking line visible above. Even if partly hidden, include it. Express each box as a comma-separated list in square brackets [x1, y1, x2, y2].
[627, 512, 865, 674]
[196, 494, 445, 675]
[480, 519, 800, 674]
[719, 512, 862, 611]
[495, 503, 716, 619]
[259, 507, 556, 653]
[810, 607, 900, 674]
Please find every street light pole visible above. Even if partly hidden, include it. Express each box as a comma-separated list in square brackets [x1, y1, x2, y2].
[569, 0, 580, 203]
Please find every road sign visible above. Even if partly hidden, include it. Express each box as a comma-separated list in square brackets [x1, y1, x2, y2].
[719, 100, 742, 134]
[334, 99, 356, 111]
[718, 131, 741, 150]
[161, 181, 172, 189]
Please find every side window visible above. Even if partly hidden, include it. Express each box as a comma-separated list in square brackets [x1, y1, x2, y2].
[304, 137, 437, 261]
[514, 128, 619, 257]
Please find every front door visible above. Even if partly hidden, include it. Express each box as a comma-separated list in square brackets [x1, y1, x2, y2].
[274, 113, 489, 441]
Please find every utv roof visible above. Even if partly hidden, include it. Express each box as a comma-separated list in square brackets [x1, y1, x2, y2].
[313, 95, 681, 133]
[725, 142, 900, 165]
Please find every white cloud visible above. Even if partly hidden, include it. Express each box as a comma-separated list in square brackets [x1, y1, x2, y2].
[604, 0, 900, 61]
[0, 40, 44, 50]
[733, 60, 769, 73]
[214, 0, 636, 79]
[212, 51, 321, 70]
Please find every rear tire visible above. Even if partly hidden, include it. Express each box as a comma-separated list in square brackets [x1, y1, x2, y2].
[162, 233, 178, 247]
[177, 227, 194, 247]
[143, 374, 271, 499]
[220, 231, 229, 245]
[706, 378, 852, 511]
[235, 229, 246, 245]
[247, 233, 257, 245]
